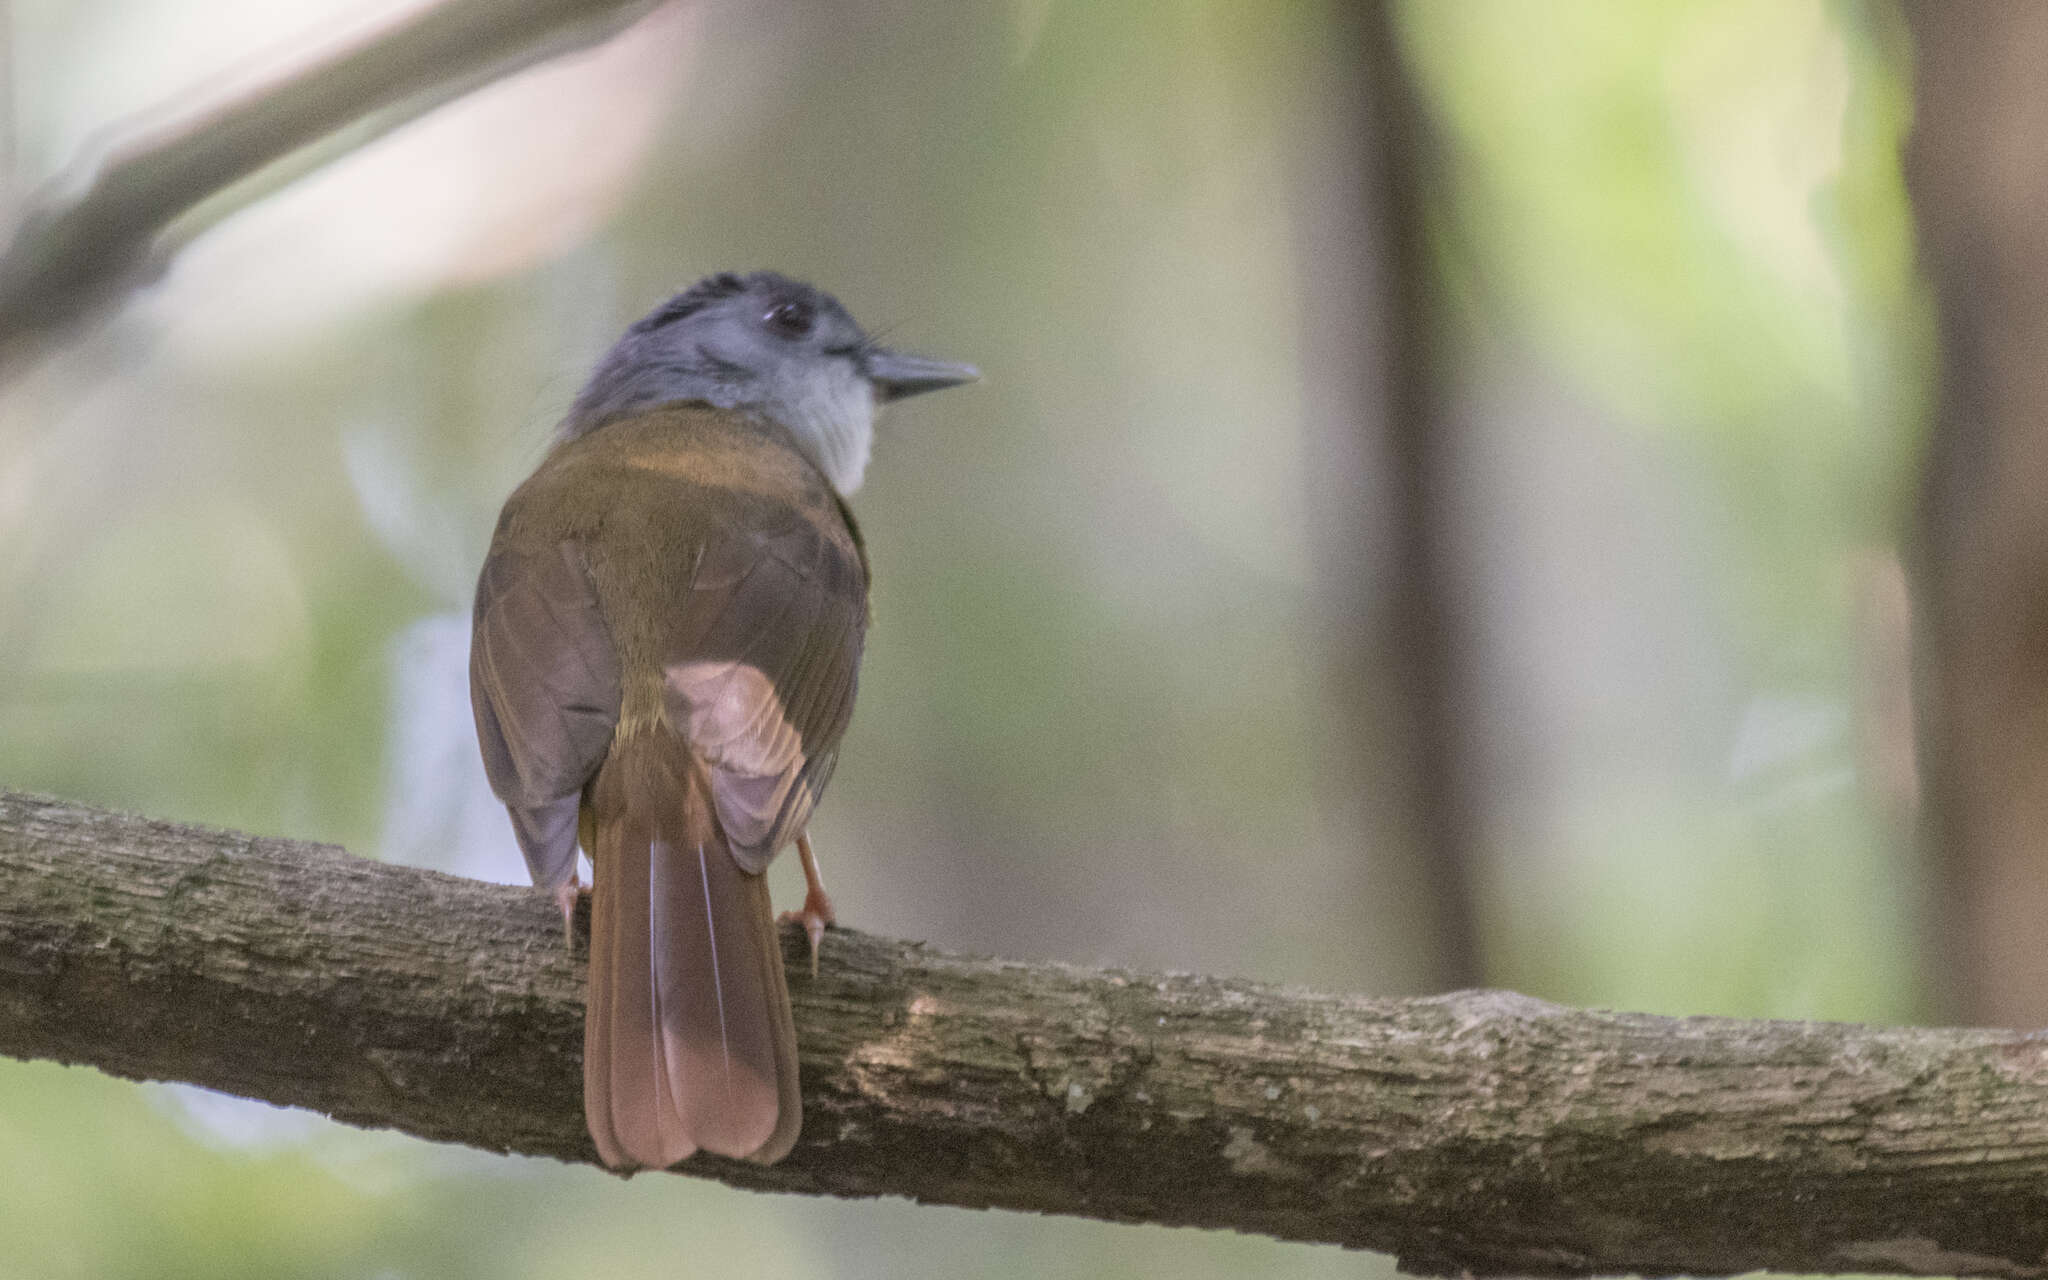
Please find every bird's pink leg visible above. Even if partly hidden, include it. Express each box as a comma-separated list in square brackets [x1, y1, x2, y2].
[551, 879, 586, 951]
[778, 831, 837, 976]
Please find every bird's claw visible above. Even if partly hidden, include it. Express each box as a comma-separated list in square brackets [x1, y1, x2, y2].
[778, 886, 836, 978]
[552, 880, 586, 952]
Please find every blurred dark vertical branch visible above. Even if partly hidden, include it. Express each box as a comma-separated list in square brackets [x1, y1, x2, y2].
[1358, 3, 1482, 991]
[1904, 2, 2048, 1025]
[1300, 0, 1480, 992]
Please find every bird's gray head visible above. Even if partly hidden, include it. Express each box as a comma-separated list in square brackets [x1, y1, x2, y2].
[562, 271, 978, 495]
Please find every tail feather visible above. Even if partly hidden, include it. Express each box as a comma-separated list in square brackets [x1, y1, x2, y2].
[584, 731, 801, 1168]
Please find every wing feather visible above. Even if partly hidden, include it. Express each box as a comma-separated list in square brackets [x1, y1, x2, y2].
[470, 539, 622, 889]
[662, 521, 865, 874]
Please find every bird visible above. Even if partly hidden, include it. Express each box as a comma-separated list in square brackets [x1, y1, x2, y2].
[468, 270, 976, 1169]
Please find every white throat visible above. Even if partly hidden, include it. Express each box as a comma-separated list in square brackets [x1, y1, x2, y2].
[769, 363, 875, 495]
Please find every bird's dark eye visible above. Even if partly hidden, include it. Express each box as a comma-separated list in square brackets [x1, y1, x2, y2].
[765, 299, 816, 339]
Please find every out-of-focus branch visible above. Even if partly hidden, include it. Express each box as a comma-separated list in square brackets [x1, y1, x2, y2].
[4, 789, 2048, 1277]
[0, 0, 663, 363]
[1353, 1, 1484, 988]
[1905, 1, 2048, 1025]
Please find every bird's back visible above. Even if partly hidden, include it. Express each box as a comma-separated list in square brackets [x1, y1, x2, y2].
[497, 404, 865, 662]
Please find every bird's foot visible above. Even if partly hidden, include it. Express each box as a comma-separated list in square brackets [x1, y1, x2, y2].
[551, 880, 587, 951]
[778, 884, 836, 978]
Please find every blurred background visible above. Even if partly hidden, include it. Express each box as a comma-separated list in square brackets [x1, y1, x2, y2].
[0, 0, 2036, 1275]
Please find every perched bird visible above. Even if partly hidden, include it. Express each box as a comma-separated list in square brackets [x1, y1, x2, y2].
[469, 271, 976, 1168]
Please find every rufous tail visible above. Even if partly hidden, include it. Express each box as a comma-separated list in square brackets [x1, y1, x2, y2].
[582, 729, 801, 1168]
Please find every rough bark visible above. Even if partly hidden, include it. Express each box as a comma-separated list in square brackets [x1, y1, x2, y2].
[1905, 1, 2048, 1028]
[0, 0, 663, 364]
[2, 789, 2046, 1276]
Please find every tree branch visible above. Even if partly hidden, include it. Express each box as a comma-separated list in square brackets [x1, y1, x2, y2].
[1, 789, 2045, 1276]
[0, 0, 663, 362]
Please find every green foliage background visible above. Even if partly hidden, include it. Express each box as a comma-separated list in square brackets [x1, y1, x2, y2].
[0, 1, 1924, 1274]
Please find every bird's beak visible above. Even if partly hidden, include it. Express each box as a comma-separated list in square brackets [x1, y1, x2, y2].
[862, 349, 980, 402]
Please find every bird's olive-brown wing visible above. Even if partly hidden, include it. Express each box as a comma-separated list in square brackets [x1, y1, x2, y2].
[661, 517, 865, 874]
[470, 539, 622, 889]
